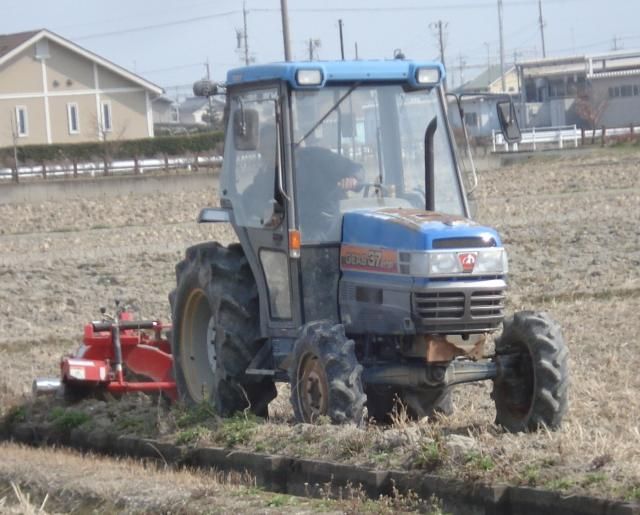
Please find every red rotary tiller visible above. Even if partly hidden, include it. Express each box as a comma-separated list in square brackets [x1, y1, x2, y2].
[34, 301, 177, 401]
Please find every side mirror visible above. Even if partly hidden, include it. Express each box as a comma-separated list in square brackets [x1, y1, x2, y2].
[233, 108, 259, 150]
[496, 100, 521, 143]
[193, 80, 218, 97]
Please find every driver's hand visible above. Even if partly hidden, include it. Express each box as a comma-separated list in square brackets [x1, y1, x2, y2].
[337, 176, 358, 190]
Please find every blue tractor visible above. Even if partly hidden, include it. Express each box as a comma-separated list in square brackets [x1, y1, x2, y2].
[171, 59, 568, 432]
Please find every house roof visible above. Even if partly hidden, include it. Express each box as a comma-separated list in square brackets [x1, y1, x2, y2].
[519, 49, 640, 79]
[0, 29, 40, 59]
[459, 65, 515, 92]
[0, 29, 163, 95]
[178, 96, 223, 114]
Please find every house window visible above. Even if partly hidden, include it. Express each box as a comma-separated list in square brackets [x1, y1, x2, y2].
[67, 103, 80, 134]
[464, 112, 479, 127]
[620, 85, 633, 97]
[101, 101, 112, 132]
[15, 106, 28, 137]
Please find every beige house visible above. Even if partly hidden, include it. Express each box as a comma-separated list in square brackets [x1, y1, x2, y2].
[0, 29, 163, 148]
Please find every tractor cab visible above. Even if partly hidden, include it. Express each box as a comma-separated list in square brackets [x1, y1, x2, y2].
[214, 60, 510, 339]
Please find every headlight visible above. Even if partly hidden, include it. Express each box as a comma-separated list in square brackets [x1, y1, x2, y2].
[429, 252, 459, 275]
[476, 249, 509, 274]
[407, 249, 508, 277]
[296, 69, 323, 86]
[415, 67, 441, 85]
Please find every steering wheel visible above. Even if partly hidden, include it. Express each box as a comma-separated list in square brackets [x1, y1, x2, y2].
[361, 182, 391, 198]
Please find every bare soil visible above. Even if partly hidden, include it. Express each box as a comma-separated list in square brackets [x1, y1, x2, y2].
[1, 146, 640, 505]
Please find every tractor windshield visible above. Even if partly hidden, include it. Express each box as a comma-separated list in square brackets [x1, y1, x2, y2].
[291, 84, 465, 243]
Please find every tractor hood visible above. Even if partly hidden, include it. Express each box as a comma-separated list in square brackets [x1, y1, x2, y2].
[341, 208, 502, 250]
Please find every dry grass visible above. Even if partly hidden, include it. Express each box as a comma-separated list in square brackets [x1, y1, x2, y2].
[1, 147, 640, 503]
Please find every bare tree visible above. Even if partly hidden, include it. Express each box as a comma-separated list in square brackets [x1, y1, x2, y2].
[9, 109, 19, 183]
[575, 90, 608, 144]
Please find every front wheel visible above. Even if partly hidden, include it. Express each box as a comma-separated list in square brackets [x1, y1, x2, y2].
[290, 321, 366, 425]
[492, 311, 569, 432]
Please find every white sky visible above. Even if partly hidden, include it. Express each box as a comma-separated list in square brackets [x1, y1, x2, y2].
[3, 0, 637, 97]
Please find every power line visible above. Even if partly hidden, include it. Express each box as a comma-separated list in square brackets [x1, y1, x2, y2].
[254, 0, 575, 13]
[72, 10, 240, 40]
[138, 63, 206, 75]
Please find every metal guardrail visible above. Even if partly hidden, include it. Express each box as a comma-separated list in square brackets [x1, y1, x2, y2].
[0, 154, 222, 182]
[492, 125, 579, 152]
[493, 124, 640, 152]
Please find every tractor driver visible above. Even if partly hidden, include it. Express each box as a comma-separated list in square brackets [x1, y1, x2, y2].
[243, 125, 363, 239]
[295, 138, 364, 240]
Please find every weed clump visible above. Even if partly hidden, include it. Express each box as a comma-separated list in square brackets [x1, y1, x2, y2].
[49, 407, 91, 431]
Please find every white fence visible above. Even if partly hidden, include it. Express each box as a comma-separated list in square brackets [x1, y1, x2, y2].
[492, 125, 579, 152]
[0, 154, 222, 181]
[492, 124, 640, 152]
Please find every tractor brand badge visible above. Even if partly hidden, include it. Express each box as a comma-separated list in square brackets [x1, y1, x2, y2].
[341, 245, 398, 273]
[458, 252, 478, 273]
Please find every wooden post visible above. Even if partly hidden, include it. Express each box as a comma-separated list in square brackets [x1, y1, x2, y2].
[601, 125, 606, 147]
[134, 156, 140, 174]
[73, 159, 78, 178]
[42, 162, 47, 179]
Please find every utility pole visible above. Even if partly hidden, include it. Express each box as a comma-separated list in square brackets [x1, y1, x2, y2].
[354, 42, 359, 60]
[242, 1, 249, 65]
[497, 0, 506, 92]
[205, 60, 214, 129]
[430, 20, 447, 88]
[280, 0, 292, 61]
[484, 42, 491, 75]
[338, 19, 345, 60]
[307, 38, 321, 61]
[538, 0, 547, 58]
[458, 54, 466, 89]
[612, 36, 619, 51]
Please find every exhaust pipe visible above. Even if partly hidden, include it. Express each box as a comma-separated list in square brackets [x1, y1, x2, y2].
[32, 378, 62, 397]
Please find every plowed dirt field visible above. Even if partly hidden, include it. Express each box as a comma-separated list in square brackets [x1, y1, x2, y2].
[1, 147, 639, 509]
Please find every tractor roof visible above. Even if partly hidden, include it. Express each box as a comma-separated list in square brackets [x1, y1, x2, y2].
[226, 59, 445, 89]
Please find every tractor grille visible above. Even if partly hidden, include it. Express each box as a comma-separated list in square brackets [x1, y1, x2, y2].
[413, 282, 506, 333]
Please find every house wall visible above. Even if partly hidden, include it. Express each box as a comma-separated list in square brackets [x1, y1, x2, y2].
[108, 91, 148, 138]
[488, 70, 519, 94]
[0, 48, 43, 95]
[0, 97, 48, 147]
[48, 94, 97, 143]
[591, 76, 640, 127]
[153, 102, 176, 124]
[0, 37, 156, 148]
[46, 40, 94, 91]
[98, 66, 134, 90]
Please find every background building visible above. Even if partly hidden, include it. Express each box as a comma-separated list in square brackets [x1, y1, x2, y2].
[0, 29, 163, 148]
[517, 50, 640, 129]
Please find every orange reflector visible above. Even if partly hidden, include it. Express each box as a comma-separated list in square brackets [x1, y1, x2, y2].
[289, 229, 301, 258]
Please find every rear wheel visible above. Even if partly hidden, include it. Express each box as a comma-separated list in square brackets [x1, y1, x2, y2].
[290, 321, 366, 424]
[170, 242, 276, 416]
[492, 311, 569, 432]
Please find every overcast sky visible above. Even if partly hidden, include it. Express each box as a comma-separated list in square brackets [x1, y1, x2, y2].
[3, 0, 637, 97]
